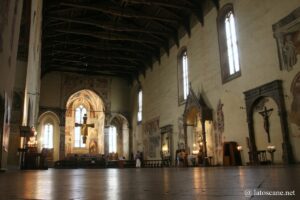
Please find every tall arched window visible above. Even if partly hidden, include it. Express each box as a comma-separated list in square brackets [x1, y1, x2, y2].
[177, 48, 189, 104]
[43, 123, 53, 148]
[109, 126, 117, 153]
[137, 90, 143, 123]
[74, 105, 87, 147]
[217, 4, 241, 83]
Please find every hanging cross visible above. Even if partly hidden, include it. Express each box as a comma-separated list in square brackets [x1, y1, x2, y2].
[258, 106, 273, 143]
[75, 114, 94, 144]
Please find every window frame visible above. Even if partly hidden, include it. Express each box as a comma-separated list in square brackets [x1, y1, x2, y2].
[74, 105, 87, 148]
[42, 123, 54, 148]
[177, 47, 189, 105]
[217, 4, 241, 84]
[137, 89, 143, 124]
[108, 126, 117, 153]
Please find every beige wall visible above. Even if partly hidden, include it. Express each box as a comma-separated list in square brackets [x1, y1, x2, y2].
[40, 72, 131, 112]
[130, 0, 300, 164]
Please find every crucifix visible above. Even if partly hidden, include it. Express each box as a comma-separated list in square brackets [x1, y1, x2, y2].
[258, 106, 273, 143]
[75, 114, 94, 144]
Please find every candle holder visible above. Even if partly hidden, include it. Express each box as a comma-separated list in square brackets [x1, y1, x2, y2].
[267, 145, 276, 164]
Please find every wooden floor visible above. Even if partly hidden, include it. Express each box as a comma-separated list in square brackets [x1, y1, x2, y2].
[0, 165, 299, 199]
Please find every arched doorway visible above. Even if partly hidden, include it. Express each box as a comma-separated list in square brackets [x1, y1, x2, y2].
[65, 89, 105, 156]
[106, 114, 130, 159]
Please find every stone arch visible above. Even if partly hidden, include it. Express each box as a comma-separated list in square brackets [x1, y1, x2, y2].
[107, 113, 130, 159]
[63, 88, 108, 113]
[65, 89, 105, 155]
[244, 80, 294, 164]
[290, 72, 300, 126]
[37, 111, 60, 163]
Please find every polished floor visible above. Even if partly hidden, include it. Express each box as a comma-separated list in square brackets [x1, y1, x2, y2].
[0, 165, 299, 200]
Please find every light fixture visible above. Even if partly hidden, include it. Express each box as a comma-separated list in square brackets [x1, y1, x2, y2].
[267, 145, 276, 153]
[237, 145, 243, 151]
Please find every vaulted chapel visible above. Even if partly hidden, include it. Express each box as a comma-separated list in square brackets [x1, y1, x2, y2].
[1, 0, 300, 199]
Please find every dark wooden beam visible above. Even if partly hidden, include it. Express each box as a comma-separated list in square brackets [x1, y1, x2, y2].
[124, 0, 204, 25]
[54, 29, 162, 49]
[48, 16, 169, 40]
[43, 40, 157, 61]
[61, 2, 179, 24]
[123, 0, 201, 11]
[211, 0, 220, 10]
[48, 48, 152, 66]
[49, 16, 167, 36]
[183, 17, 191, 37]
[48, 58, 139, 70]
[188, 0, 204, 25]
[44, 40, 149, 54]
[43, 66, 132, 78]
[46, 62, 138, 73]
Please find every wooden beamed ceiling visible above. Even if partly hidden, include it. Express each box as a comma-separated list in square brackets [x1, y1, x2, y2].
[42, 0, 219, 80]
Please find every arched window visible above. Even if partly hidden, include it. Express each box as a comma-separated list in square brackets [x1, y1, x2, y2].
[43, 123, 53, 148]
[137, 90, 143, 123]
[109, 126, 117, 153]
[217, 4, 241, 83]
[177, 48, 189, 104]
[74, 105, 87, 147]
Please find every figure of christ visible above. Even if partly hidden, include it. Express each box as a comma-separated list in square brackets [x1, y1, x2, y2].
[75, 114, 94, 144]
[258, 106, 273, 143]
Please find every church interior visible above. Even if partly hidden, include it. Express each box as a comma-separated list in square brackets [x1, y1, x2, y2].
[1, 0, 300, 199]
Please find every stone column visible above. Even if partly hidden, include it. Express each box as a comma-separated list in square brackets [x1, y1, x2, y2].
[59, 125, 65, 160]
[0, 0, 24, 171]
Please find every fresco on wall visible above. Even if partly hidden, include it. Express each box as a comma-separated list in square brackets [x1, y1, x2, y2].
[273, 7, 300, 71]
[143, 117, 160, 158]
[214, 99, 224, 165]
[89, 139, 98, 154]
[177, 117, 185, 149]
[290, 72, 300, 127]
[63, 74, 111, 109]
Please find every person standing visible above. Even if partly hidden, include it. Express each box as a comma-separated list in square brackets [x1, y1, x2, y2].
[135, 151, 141, 168]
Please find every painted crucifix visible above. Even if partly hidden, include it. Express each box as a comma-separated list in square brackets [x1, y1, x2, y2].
[259, 106, 273, 143]
[75, 114, 94, 144]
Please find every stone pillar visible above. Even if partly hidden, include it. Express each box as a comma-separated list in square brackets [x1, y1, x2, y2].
[22, 0, 42, 127]
[202, 120, 207, 158]
[0, 0, 24, 171]
[184, 124, 188, 152]
[278, 109, 294, 164]
[59, 125, 65, 160]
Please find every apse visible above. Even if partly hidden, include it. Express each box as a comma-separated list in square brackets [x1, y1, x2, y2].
[65, 89, 105, 155]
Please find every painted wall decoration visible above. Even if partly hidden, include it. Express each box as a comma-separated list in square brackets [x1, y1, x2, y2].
[273, 7, 300, 71]
[63, 74, 111, 108]
[214, 99, 224, 165]
[177, 117, 185, 149]
[89, 139, 98, 154]
[143, 117, 160, 158]
[290, 72, 300, 127]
